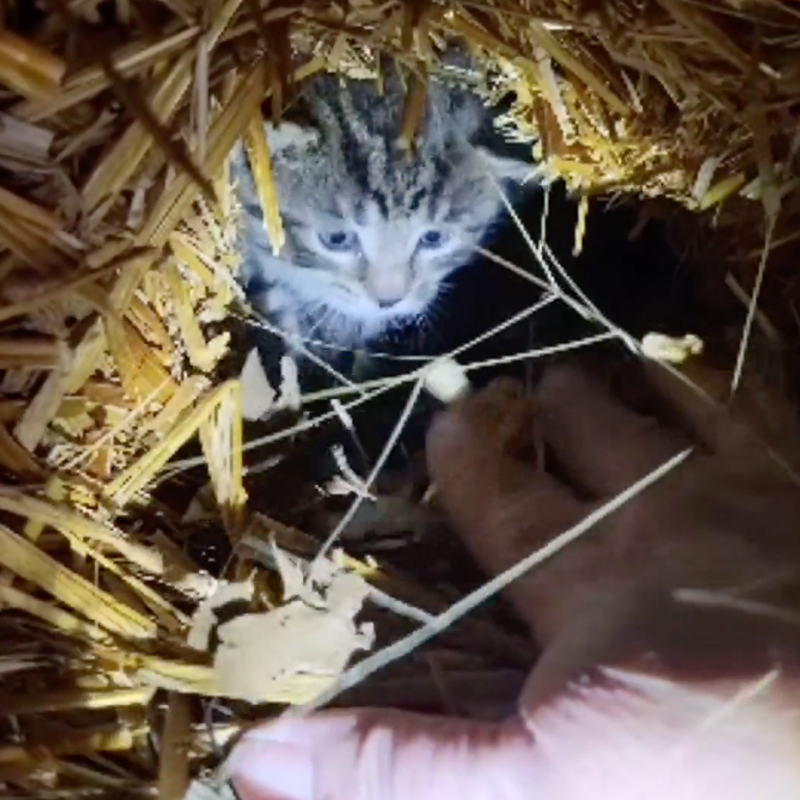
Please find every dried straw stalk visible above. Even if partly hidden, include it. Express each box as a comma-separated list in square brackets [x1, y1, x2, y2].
[0, 0, 795, 796]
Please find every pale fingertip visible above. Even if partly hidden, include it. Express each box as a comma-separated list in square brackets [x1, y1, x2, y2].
[228, 737, 314, 800]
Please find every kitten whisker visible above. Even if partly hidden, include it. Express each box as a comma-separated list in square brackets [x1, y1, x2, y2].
[306, 304, 334, 338]
[480, 161, 641, 355]
[242, 306, 359, 391]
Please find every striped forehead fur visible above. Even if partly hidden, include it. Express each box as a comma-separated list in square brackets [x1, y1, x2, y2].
[292, 73, 483, 219]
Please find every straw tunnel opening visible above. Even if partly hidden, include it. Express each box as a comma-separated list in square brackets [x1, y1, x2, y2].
[0, 4, 798, 796]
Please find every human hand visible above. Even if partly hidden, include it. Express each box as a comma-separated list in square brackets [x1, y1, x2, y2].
[426, 362, 800, 701]
[228, 361, 800, 800]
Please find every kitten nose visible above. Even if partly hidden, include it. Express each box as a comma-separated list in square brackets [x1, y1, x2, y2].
[366, 266, 411, 308]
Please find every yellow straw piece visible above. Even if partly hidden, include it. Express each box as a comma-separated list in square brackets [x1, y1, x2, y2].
[106, 380, 239, 506]
[244, 112, 286, 255]
[0, 523, 156, 639]
[0, 582, 107, 640]
[700, 173, 747, 210]
[0, 686, 156, 716]
[0, 726, 143, 764]
[0, 30, 65, 100]
[199, 379, 246, 534]
[573, 194, 590, 256]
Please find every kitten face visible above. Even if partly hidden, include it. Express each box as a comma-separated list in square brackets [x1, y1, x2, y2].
[236, 69, 532, 347]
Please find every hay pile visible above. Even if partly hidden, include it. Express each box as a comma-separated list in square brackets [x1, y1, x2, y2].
[0, 0, 797, 797]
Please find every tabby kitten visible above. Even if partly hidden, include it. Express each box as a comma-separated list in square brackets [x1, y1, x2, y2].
[234, 60, 533, 349]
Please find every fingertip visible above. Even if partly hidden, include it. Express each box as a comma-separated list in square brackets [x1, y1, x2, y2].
[227, 716, 361, 800]
[425, 378, 535, 501]
[463, 378, 529, 427]
[474, 376, 528, 406]
[229, 737, 314, 800]
[426, 379, 530, 460]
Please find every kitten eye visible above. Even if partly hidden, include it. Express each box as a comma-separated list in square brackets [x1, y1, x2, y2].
[419, 229, 446, 249]
[319, 230, 357, 251]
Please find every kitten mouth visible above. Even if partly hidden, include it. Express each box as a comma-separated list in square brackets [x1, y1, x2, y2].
[333, 282, 406, 313]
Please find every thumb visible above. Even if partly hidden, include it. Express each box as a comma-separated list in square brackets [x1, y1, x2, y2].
[227, 708, 537, 800]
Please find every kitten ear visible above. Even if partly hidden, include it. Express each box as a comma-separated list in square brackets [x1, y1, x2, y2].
[264, 120, 321, 155]
[476, 147, 542, 185]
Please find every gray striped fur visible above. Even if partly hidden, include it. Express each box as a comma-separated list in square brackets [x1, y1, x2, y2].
[234, 63, 533, 348]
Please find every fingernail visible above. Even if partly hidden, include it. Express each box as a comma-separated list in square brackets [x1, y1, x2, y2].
[228, 736, 315, 800]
